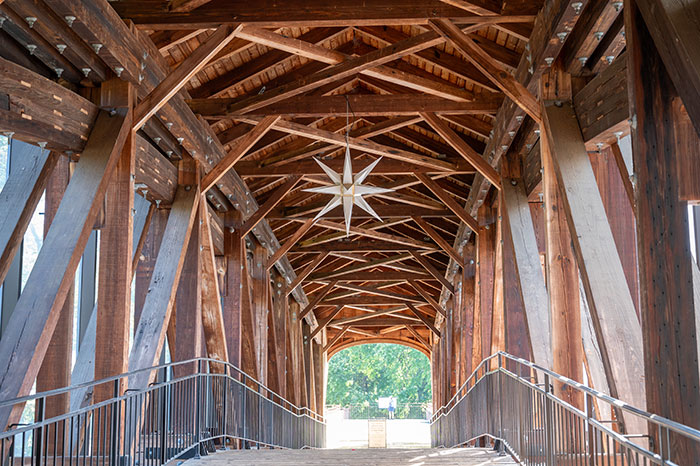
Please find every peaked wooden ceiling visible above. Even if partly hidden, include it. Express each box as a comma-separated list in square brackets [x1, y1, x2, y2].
[0, 0, 627, 355]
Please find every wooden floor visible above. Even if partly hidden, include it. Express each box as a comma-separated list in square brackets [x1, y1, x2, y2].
[185, 447, 518, 465]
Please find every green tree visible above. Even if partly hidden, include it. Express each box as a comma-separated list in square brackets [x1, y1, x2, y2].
[326, 343, 431, 405]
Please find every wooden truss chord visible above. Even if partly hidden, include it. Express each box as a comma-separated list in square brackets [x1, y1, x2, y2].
[414, 172, 480, 232]
[430, 19, 541, 122]
[133, 24, 241, 130]
[406, 303, 441, 337]
[189, 94, 503, 117]
[411, 216, 465, 268]
[299, 280, 339, 320]
[420, 113, 502, 189]
[201, 115, 281, 192]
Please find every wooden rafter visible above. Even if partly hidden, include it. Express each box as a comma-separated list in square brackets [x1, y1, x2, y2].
[201, 115, 280, 192]
[420, 113, 501, 189]
[299, 280, 339, 320]
[429, 18, 542, 122]
[133, 24, 241, 130]
[239, 175, 301, 237]
[411, 216, 465, 268]
[406, 303, 441, 337]
[415, 172, 480, 232]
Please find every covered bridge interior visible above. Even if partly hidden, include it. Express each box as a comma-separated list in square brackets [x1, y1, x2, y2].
[0, 0, 699, 463]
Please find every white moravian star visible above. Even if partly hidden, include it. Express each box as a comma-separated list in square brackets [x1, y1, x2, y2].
[303, 149, 395, 236]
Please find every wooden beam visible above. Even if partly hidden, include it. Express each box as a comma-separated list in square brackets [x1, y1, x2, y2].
[299, 280, 338, 320]
[190, 94, 503, 117]
[200, 195, 229, 368]
[206, 28, 462, 117]
[0, 143, 56, 285]
[420, 113, 501, 189]
[0, 110, 131, 430]
[313, 271, 430, 282]
[439, 0, 500, 15]
[411, 216, 465, 268]
[626, 0, 700, 456]
[267, 218, 316, 270]
[415, 172, 480, 232]
[112, 1, 536, 28]
[286, 252, 330, 296]
[223, 25, 492, 101]
[312, 219, 435, 250]
[239, 175, 301, 237]
[408, 250, 454, 294]
[127, 186, 200, 390]
[324, 326, 350, 352]
[201, 115, 280, 192]
[133, 24, 241, 130]
[406, 304, 441, 337]
[542, 98, 646, 430]
[236, 158, 473, 177]
[169, 0, 213, 13]
[330, 284, 425, 304]
[429, 18, 541, 122]
[309, 305, 344, 340]
[408, 280, 447, 317]
[235, 117, 456, 171]
[501, 175, 552, 369]
[294, 238, 420, 253]
[94, 80, 136, 406]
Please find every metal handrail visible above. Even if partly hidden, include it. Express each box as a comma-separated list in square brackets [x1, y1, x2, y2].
[0, 358, 326, 466]
[0, 357, 324, 422]
[430, 352, 700, 465]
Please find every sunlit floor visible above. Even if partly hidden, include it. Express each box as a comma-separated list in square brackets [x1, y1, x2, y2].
[187, 447, 518, 465]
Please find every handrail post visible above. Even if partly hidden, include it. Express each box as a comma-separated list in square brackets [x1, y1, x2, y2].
[194, 360, 201, 458]
[222, 366, 228, 448]
[110, 379, 120, 466]
[159, 367, 168, 465]
[544, 373, 554, 465]
[33, 397, 45, 466]
[497, 354, 505, 455]
[585, 392, 594, 466]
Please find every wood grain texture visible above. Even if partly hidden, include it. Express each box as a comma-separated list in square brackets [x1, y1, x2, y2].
[502, 176, 551, 368]
[542, 100, 645, 433]
[128, 186, 199, 390]
[0, 110, 130, 430]
[626, 0, 700, 457]
[0, 141, 56, 285]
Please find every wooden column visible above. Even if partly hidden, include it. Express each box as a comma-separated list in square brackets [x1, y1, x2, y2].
[626, 0, 700, 458]
[542, 120, 583, 409]
[475, 205, 496, 365]
[94, 79, 135, 404]
[286, 301, 300, 405]
[173, 207, 203, 371]
[542, 85, 645, 433]
[223, 211, 244, 367]
[36, 155, 73, 426]
[251, 239, 269, 383]
[270, 273, 288, 398]
[461, 243, 476, 378]
[303, 322, 316, 412]
[313, 340, 324, 416]
[490, 199, 505, 355]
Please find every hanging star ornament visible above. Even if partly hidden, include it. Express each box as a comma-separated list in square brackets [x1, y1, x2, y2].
[303, 148, 395, 236]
